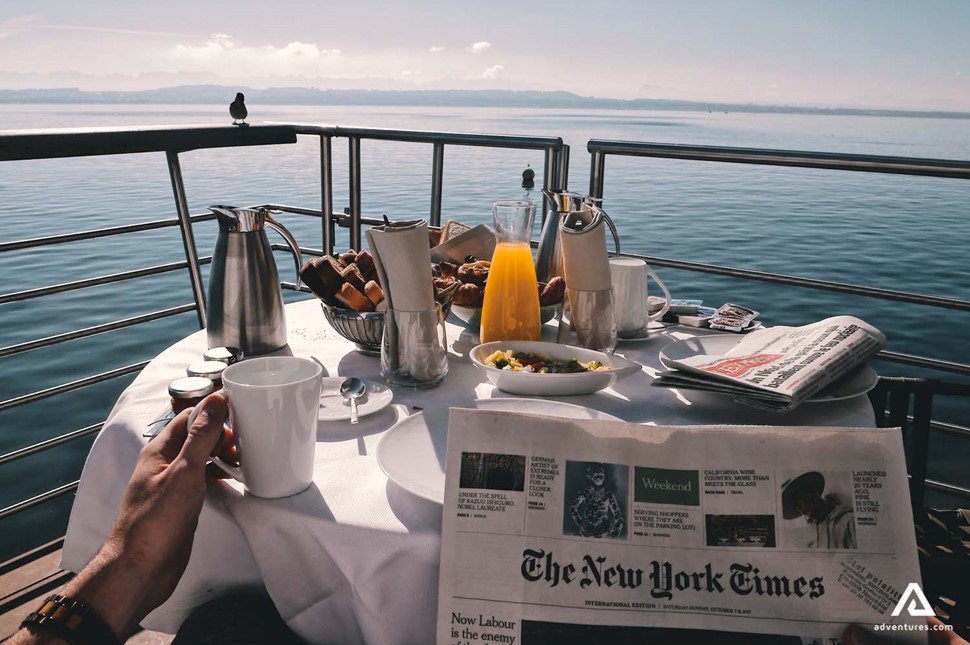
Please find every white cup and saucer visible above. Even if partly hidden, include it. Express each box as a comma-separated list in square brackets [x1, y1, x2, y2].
[608, 257, 672, 342]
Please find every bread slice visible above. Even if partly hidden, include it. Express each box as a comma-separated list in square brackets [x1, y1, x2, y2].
[354, 249, 379, 283]
[363, 280, 384, 307]
[440, 219, 472, 243]
[299, 258, 329, 299]
[313, 256, 345, 297]
[334, 283, 374, 312]
[340, 264, 367, 291]
[338, 249, 358, 267]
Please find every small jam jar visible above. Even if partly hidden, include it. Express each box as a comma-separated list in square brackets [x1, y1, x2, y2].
[186, 361, 227, 391]
[203, 347, 243, 365]
[168, 377, 215, 414]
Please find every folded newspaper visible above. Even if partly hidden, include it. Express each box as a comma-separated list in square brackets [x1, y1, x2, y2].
[654, 316, 887, 412]
[437, 409, 925, 644]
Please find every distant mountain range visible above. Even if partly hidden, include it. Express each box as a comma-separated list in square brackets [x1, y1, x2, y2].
[2, 85, 969, 119]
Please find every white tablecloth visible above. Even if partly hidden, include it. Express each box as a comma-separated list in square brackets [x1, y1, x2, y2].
[61, 299, 874, 644]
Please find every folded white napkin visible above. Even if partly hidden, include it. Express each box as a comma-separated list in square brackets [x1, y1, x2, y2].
[559, 208, 612, 291]
[559, 208, 615, 350]
[365, 220, 436, 312]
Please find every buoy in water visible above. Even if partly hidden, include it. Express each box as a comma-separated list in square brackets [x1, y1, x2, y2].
[521, 165, 536, 188]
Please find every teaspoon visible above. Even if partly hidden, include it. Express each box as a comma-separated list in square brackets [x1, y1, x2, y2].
[340, 377, 367, 424]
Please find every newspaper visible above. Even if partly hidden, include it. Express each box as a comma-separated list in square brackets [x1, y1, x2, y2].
[654, 316, 887, 411]
[437, 409, 925, 644]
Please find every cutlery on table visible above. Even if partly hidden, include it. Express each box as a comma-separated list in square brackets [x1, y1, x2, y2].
[340, 377, 367, 424]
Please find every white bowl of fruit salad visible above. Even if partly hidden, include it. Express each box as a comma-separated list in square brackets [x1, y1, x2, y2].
[470, 341, 640, 396]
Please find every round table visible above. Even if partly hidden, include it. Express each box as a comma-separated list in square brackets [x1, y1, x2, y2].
[61, 299, 875, 645]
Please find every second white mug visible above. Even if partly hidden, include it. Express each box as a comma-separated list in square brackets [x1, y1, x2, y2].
[608, 257, 672, 337]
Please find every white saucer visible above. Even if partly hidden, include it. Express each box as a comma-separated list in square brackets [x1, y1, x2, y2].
[376, 399, 620, 503]
[616, 321, 668, 343]
[319, 377, 393, 421]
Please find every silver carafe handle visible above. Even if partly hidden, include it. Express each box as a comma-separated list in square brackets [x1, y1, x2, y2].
[583, 199, 621, 256]
[264, 213, 303, 288]
[601, 211, 621, 256]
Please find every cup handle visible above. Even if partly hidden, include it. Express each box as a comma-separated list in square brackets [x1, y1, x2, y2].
[187, 398, 246, 485]
[645, 268, 672, 322]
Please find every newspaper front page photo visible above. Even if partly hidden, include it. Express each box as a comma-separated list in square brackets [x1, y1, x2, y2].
[436, 409, 924, 644]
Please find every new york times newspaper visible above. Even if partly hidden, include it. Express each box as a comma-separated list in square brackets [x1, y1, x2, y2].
[436, 409, 924, 644]
[653, 316, 887, 411]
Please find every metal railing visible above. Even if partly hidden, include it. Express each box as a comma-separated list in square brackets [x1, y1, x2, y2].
[588, 140, 970, 376]
[1, 127, 968, 529]
[586, 140, 970, 502]
[0, 124, 567, 526]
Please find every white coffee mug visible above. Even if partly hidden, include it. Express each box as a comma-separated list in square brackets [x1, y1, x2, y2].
[190, 356, 323, 498]
[608, 257, 672, 336]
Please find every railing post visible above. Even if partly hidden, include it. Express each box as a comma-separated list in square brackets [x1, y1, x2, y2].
[557, 143, 570, 192]
[589, 149, 606, 199]
[430, 143, 444, 227]
[542, 145, 557, 223]
[165, 150, 207, 328]
[348, 136, 362, 251]
[320, 134, 335, 255]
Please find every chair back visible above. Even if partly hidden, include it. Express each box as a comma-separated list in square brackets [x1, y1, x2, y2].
[867, 376, 970, 512]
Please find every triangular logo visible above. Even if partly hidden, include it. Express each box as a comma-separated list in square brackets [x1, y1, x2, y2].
[890, 582, 935, 617]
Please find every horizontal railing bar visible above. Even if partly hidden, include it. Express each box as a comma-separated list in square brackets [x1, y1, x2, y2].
[262, 205, 397, 231]
[0, 362, 147, 414]
[874, 351, 970, 378]
[0, 304, 198, 359]
[924, 478, 970, 501]
[0, 423, 103, 467]
[586, 140, 970, 180]
[0, 125, 298, 162]
[270, 243, 324, 258]
[262, 204, 326, 217]
[929, 419, 970, 441]
[624, 252, 970, 312]
[291, 124, 562, 150]
[0, 481, 78, 521]
[0, 256, 212, 305]
[0, 214, 216, 254]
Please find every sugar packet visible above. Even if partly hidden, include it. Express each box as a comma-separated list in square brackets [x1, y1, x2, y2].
[708, 303, 759, 332]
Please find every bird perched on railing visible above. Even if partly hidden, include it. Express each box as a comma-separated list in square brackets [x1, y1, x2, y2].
[230, 93, 248, 125]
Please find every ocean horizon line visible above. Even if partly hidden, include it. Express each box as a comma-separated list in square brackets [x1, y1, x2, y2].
[2, 86, 969, 120]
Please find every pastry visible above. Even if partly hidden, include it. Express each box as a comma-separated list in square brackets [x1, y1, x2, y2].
[453, 282, 483, 307]
[457, 260, 490, 287]
[540, 276, 566, 306]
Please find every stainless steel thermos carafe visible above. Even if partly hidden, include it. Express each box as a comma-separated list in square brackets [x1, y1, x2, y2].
[206, 205, 302, 355]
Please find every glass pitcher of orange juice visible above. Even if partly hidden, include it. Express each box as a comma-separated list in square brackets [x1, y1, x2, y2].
[480, 200, 541, 343]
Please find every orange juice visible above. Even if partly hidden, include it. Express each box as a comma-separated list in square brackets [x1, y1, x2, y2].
[480, 242, 541, 342]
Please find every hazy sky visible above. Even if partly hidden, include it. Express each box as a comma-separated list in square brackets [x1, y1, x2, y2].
[2, 0, 969, 110]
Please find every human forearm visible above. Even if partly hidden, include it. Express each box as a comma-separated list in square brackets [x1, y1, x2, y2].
[11, 395, 228, 645]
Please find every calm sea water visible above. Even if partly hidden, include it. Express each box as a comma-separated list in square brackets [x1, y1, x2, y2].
[2, 104, 969, 560]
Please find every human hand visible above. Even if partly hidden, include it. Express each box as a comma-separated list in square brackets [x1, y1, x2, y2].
[62, 393, 231, 640]
[843, 617, 967, 644]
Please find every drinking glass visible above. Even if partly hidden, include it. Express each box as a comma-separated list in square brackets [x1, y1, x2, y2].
[559, 287, 617, 354]
[381, 304, 448, 389]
